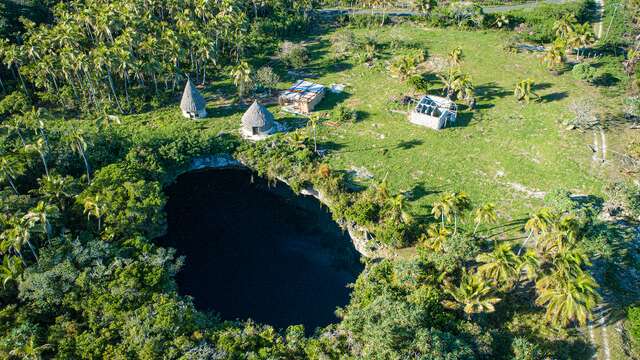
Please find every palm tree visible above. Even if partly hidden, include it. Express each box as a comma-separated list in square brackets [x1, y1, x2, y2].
[492, 15, 510, 29]
[307, 114, 320, 154]
[25, 138, 50, 178]
[23, 201, 59, 243]
[438, 68, 474, 101]
[65, 129, 91, 184]
[83, 194, 106, 231]
[0, 254, 23, 288]
[537, 214, 580, 255]
[570, 23, 595, 61]
[519, 249, 540, 282]
[388, 194, 412, 225]
[35, 174, 76, 212]
[9, 335, 51, 360]
[0, 155, 22, 195]
[448, 47, 463, 67]
[422, 223, 451, 252]
[443, 270, 501, 319]
[513, 79, 539, 104]
[285, 131, 309, 150]
[476, 243, 521, 290]
[0, 220, 38, 263]
[553, 14, 577, 41]
[519, 208, 555, 255]
[431, 193, 454, 227]
[541, 40, 566, 73]
[231, 61, 252, 97]
[451, 191, 471, 234]
[535, 271, 600, 327]
[389, 55, 419, 81]
[473, 203, 497, 235]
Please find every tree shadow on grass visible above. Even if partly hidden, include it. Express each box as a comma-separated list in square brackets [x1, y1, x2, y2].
[396, 139, 424, 150]
[404, 182, 441, 201]
[315, 91, 351, 111]
[207, 104, 245, 118]
[475, 82, 512, 101]
[531, 82, 553, 92]
[540, 91, 568, 103]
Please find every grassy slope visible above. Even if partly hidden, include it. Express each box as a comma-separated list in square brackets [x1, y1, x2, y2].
[311, 26, 614, 219]
[131, 24, 620, 223]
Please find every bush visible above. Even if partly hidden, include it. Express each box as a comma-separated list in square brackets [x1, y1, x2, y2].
[332, 105, 358, 123]
[499, 0, 595, 43]
[628, 305, 640, 343]
[279, 41, 309, 69]
[572, 63, 598, 83]
[408, 75, 430, 93]
[254, 66, 281, 94]
[330, 29, 357, 59]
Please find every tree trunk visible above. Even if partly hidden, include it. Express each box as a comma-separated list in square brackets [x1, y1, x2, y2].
[79, 145, 91, 184]
[39, 152, 49, 178]
[4, 170, 19, 195]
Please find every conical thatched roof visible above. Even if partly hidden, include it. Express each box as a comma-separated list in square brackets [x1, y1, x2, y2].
[242, 100, 274, 131]
[180, 79, 206, 114]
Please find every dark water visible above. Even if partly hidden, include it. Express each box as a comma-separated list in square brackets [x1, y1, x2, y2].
[157, 169, 362, 331]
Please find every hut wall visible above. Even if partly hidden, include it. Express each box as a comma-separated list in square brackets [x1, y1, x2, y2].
[409, 111, 444, 130]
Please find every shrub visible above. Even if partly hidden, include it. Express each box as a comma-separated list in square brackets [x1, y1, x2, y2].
[628, 305, 640, 343]
[279, 41, 309, 69]
[330, 29, 357, 59]
[408, 75, 430, 93]
[333, 105, 358, 123]
[254, 66, 281, 94]
[572, 63, 598, 83]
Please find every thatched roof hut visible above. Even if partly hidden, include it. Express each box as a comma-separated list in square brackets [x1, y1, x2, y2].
[241, 100, 275, 138]
[180, 79, 207, 118]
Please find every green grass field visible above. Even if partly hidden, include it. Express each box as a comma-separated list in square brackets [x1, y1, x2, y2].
[130, 24, 624, 222]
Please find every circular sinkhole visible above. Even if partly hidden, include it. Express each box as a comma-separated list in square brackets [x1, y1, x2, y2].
[157, 168, 363, 331]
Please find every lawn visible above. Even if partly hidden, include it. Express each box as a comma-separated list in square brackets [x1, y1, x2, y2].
[130, 23, 623, 222]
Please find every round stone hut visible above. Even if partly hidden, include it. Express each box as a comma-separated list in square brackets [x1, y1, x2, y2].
[241, 100, 276, 140]
[180, 79, 207, 119]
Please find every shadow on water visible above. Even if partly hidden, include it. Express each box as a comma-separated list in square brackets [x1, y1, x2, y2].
[156, 169, 363, 333]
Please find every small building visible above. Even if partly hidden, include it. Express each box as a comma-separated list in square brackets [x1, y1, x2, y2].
[241, 100, 277, 140]
[180, 79, 207, 119]
[279, 80, 325, 115]
[409, 95, 457, 130]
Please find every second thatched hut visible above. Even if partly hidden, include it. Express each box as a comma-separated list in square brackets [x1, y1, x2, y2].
[241, 100, 277, 140]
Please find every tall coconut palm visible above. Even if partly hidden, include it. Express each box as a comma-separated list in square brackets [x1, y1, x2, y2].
[0, 155, 22, 195]
[307, 114, 320, 154]
[473, 203, 497, 235]
[570, 23, 595, 61]
[83, 194, 106, 231]
[513, 79, 539, 104]
[451, 191, 471, 234]
[0, 254, 23, 288]
[431, 193, 454, 227]
[553, 14, 577, 41]
[0, 220, 38, 263]
[65, 129, 91, 184]
[476, 243, 521, 290]
[519, 207, 555, 255]
[25, 138, 50, 178]
[443, 270, 501, 319]
[23, 201, 60, 243]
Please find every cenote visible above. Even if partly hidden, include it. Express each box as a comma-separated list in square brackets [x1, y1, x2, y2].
[157, 168, 363, 331]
